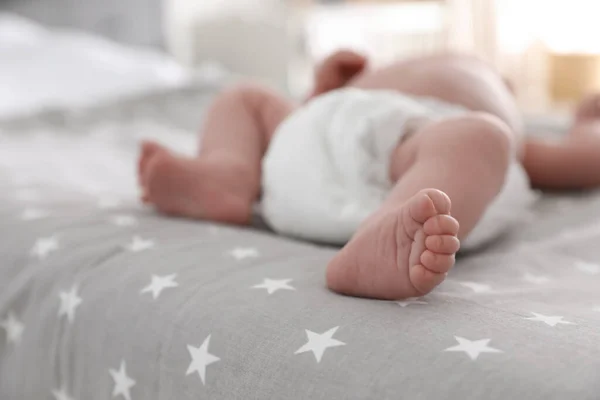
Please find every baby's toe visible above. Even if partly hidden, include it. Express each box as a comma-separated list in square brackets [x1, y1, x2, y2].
[423, 214, 459, 236]
[408, 189, 452, 224]
[409, 264, 446, 295]
[420, 250, 455, 274]
[425, 234, 460, 254]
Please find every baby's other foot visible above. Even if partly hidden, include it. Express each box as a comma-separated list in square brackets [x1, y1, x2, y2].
[326, 189, 459, 300]
[140, 147, 254, 224]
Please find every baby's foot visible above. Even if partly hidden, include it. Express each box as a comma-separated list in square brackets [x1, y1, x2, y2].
[138, 142, 254, 224]
[326, 189, 459, 300]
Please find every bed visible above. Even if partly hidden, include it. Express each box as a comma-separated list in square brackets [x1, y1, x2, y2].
[1, 15, 600, 400]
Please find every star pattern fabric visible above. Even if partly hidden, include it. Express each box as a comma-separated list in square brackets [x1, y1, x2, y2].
[58, 286, 83, 323]
[140, 274, 179, 299]
[1, 312, 24, 345]
[295, 327, 346, 363]
[5, 179, 600, 400]
[125, 236, 155, 252]
[31, 236, 59, 259]
[229, 247, 259, 260]
[252, 278, 295, 295]
[109, 361, 136, 400]
[186, 335, 220, 385]
[444, 336, 503, 360]
[524, 312, 575, 327]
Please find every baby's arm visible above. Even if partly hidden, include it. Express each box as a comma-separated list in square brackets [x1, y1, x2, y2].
[307, 50, 368, 101]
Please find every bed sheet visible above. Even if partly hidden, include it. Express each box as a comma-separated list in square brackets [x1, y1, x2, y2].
[0, 87, 599, 400]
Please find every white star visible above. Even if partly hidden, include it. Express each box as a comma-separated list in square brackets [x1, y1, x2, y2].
[396, 298, 428, 307]
[252, 278, 295, 295]
[98, 197, 121, 209]
[575, 261, 600, 275]
[110, 215, 138, 227]
[21, 208, 48, 221]
[140, 274, 178, 299]
[1, 312, 24, 344]
[524, 312, 575, 327]
[458, 281, 492, 293]
[58, 286, 82, 323]
[444, 336, 503, 360]
[522, 273, 550, 285]
[295, 326, 346, 363]
[186, 335, 220, 385]
[125, 236, 155, 252]
[594, 306, 600, 312]
[51, 387, 75, 400]
[31, 236, 59, 259]
[109, 360, 136, 400]
[229, 247, 259, 260]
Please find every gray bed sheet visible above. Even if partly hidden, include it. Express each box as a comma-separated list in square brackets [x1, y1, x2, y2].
[1, 85, 600, 400]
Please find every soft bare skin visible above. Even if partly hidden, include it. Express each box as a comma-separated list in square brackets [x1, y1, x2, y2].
[139, 51, 600, 300]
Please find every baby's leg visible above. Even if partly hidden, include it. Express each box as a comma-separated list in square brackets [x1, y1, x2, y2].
[523, 93, 600, 190]
[139, 83, 294, 224]
[327, 113, 513, 299]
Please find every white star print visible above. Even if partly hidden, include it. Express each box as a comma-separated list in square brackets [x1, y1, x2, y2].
[98, 197, 121, 209]
[522, 273, 550, 285]
[110, 215, 138, 227]
[458, 281, 492, 293]
[524, 312, 575, 327]
[252, 278, 295, 295]
[125, 236, 155, 252]
[58, 286, 82, 323]
[444, 336, 503, 360]
[229, 247, 259, 260]
[21, 208, 48, 221]
[140, 274, 179, 299]
[109, 361, 136, 400]
[575, 261, 600, 275]
[52, 387, 75, 400]
[295, 326, 346, 363]
[31, 236, 59, 259]
[186, 335, 220, 385]
[396, 298, 428, 307]
[1, 312, 24, 344]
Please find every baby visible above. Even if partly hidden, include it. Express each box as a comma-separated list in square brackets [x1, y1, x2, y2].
[138, 51, 600, 300]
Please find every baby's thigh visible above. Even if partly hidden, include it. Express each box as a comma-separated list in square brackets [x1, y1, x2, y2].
[389, 112, 516, 182]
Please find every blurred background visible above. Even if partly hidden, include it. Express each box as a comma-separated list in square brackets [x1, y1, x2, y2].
[3, 0, 600, 114]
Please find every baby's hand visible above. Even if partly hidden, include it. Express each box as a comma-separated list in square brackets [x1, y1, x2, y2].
[308, 50, 368, 100]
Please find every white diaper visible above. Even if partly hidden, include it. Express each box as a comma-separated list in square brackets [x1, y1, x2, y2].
[261, 88, 539, 251]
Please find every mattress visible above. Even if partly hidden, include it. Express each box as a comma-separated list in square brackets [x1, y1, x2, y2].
[1, 85, 600, 400]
